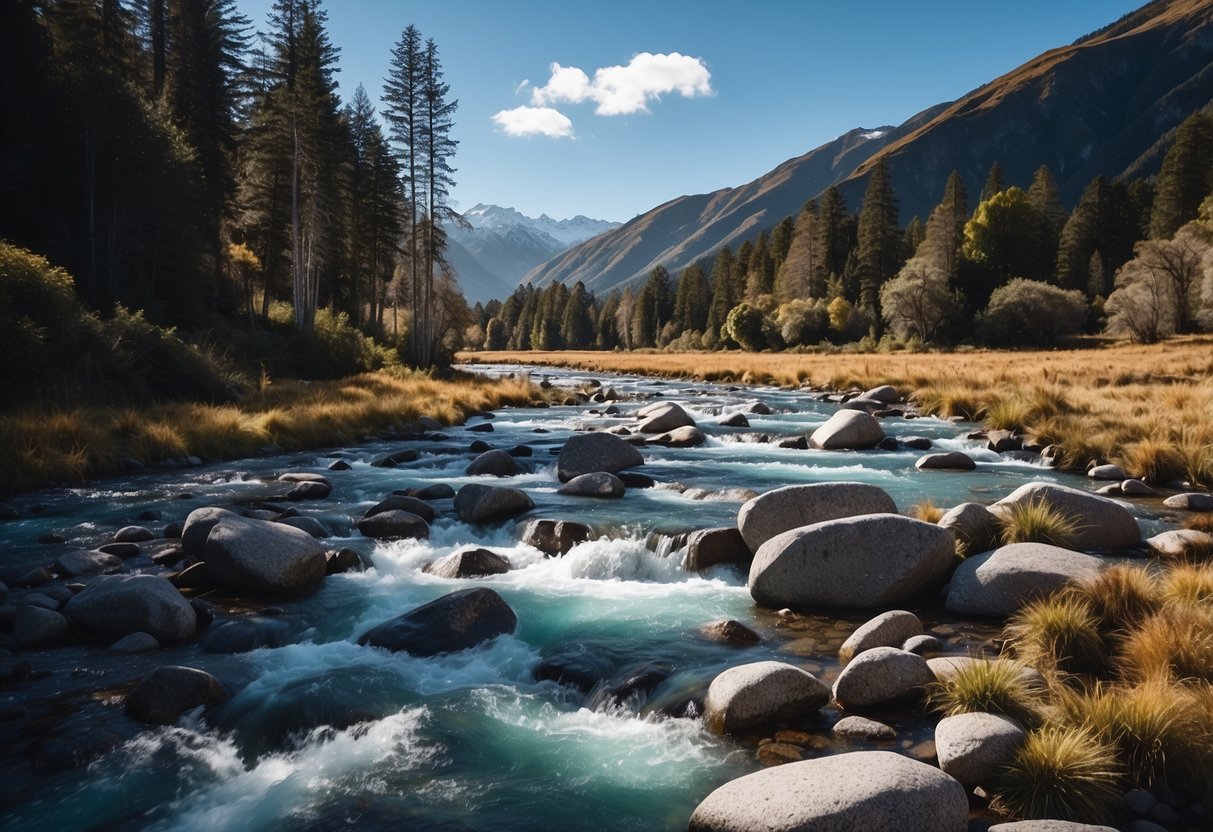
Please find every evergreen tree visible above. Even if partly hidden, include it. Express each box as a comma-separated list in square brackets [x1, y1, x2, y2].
[744, 232, 775, 300]
[1026, 165, 1065, 281]
[815, 185, 851, 289]
[704, 247, 736, 345]
[671, 263, 710, 333]
[631, 266, 673, 347]
[596, 289, 621, 349]
[980, 161, 1006, 203]
[769, 216, 795, 271]
[1149, 111, 1213, 239]
[1056, 176, 1142, 297]
[855, 156, 901, 315]
[775, 200, 819, 301]
[559, 281, 594, 348]
[904, 216, 924, 257]
[919, 170, 968, 282]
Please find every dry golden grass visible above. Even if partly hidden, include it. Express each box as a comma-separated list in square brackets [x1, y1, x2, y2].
[0, 370, 544, 495]
[1119, 606, 1213, 685]
[463, 338, 1213, 481]
[1068, 564, 1162, 635]
[908, 499, 944, 523]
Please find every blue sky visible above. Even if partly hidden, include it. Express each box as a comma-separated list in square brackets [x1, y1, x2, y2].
[237, 1, 1144, 222]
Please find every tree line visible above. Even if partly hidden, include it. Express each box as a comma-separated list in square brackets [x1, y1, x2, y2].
[475, 109, 1213, 352]
[1, 0, 465, 369]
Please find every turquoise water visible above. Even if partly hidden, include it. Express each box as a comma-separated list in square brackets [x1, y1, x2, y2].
[0, 366, 1173, 831]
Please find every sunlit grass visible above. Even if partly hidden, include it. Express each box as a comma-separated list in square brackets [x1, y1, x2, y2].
[1004, 595, 1107, 676]
[997, 497, 1081, 548]
[991, 725, 1123, 824]
[928, 658, 1044, 727]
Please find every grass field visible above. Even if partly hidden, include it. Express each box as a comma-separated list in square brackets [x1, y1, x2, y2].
[461, 339, 1213, 483]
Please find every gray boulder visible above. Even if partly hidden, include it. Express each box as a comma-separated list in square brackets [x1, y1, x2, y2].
[64, 575, 196, 642]
[520, 518, 591, 556]
[181, 507, 238, 560]
[988, 823, 1118, 832]
[935, 712, 1026, 787]
[1162, 492, 1213, 511]
[718, 412, 749, 428]
[454, 484, 534, 524]
[749, 514, 957, 610]
[688, 750, 967, 832]
[833, 646, 934, 708]
[14, 605, 70, 648]
[902, 634, 943, 655]
[1147, 529, 1212, 559]
[54, 549, 123, 578]
[863, 385, 901, 404]
[702, 661, 830, 734]
[1120, 478, 1155, 496]
[993, 482, 1140, 549]
[938, 502, 1001, 555]
[424, 548, 511, 579]
[833, 715, 896, 741]
[358, 587, 517, 656]
[916, 452, 976, 471]
[113, 525, 155, 543]
[946, 542, 1105, 618]
[685, 527, 751, 572]
[205, 516, 328, 594]
[636, 401, 695, 433]
[1088, 464, 1127, 481]
[556, 432, 644, 482]
[364, 494, 435, 522]
[276, 515, 330, 538]
[286, 480, 331, 501]
[465, 449, 520, 477]
[839, 610, 923, 664]
[810, 409, 885, 450]
[357, 510, 430, 541]
[737, 482, 897, 553]
[125, 665, 230, 724]
[558, 472, 625, 498]
[109, 632, 161, 653]
[647, 425, 707, 448]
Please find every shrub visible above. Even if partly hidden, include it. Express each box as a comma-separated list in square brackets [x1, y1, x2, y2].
[721, 303, 768, 351]
[928, 658, 1044, 727]
[1005, 595, 1107, 675]
[879, 258, 958, 343]
[775, 299, 829, 348]
[992, 726, 1122, 824]
[981, 279, 1087, 346]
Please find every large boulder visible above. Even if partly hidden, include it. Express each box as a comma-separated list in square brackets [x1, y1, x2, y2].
[64, 574, 196, 642]
[356, 510, 430, 541]
[833, 646, 934, 708]
[465, 449, 520, 477]
[558, 472, 625, 498]
[749, 514, 957, 610]
[14, 605, 70, 648]
[454, 484, 534, 524]
[556, 432, 644, 483]
[935, 712, 1026, 787]
[364, 494, 436, 522]
[863, 385, 901, 404]
[688, 750, 968, 832]
[839, 611, 923, 664]
[945, 542, 1105, 618]
[423, 548, 511, 579]
[702, 661, 830, 735]
[204, 516, 327, 594]
[358, 587, 517, 656]
[1162, 492, 1213, 512]
[1147, 529, 1213, 559]
[737, 483, 897, 553]
[647, 425, 707, 448]
[810, 410, 885, 450]
[521, 519, 591, 556]
[125, 666, 230, 724]
[54, 549, 123, 578]
[938, 502, 1000, 555]
[685, 527, 751, 572]
[635, 401, 695, 434]
[992, 482, 1140, 550]
[181, 507, 238, 560]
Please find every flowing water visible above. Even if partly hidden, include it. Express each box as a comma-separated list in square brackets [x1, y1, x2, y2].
[0, 365, 1175, 831]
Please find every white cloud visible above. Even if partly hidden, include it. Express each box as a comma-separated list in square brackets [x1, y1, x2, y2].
[530, 52, 712, 116]
[491, 105, 575, 139]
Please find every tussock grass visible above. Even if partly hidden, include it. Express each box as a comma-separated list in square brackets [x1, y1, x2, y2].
[1120, 606, 1213, 685]
[1182, 514, 1213, 534]
[0, 370, 545, 495]
[1158, 562, 1213, 606]
[998, 498, 1081, 548]
[1004, 595, 1107, 675]
[928, 659, 1044, 727]
[909, 500, 944, 523]
[1068, 564, 1162, 635]
[992, 726, 1123, 824]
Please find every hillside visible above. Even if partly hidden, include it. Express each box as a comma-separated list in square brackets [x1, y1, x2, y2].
[523, 0, 1213, 296]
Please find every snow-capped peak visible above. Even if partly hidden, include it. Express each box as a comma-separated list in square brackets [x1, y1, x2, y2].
[461, 204, 620, 247]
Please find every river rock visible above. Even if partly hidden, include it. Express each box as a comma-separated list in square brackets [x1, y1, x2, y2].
[840, 396, 887, 413]
[749, 514, 957, 610]
[113, 525, 154, 543]
[986, 430, 1022, 453]
[465, 449, 520, 477]
[902, 633, 942, 654]
[810, 409, 885, 450]
[204, 516, 328, 594]
[125, 665, 230, 724]
[945, 542, 1105, 618]
[1147, 529, 1213, 558]
[938, 502, 1000, 555]
[636, 401, 695, 433]
[356, 510, 430, 541]
[647, 425, 706, 448]
[109, 632, 161, 653]
[558, 472, 625, 498]
[1162, 492, 1213, 511]
[863, 385, 900, 404]
[54, 549, 123, 578]
[521, 518, 591, 555]
[276, 515, 330, 538]
[992, 482, 1140, 549]
[1088, 464, 1127, 481]
[181, 507, 238, 560]
[325, 548, 365, 574]
[370, 448, 419, 467]
[556, 432, 644, 482]
[171, 562, 218, 590]
[1120, 478, 1155, 496]
[424, 548, 511, 579]
[202, 616, 291, 653]
[685, 527, 751, 572]
[718, 412, 749, 428]
[64, 574, 196, 642]
[455, 484, 534, 524]
[833, 715, 896, 741]
[358, 587, 517, 657]
[988, 822, 1119, 832]
[697, 619, 761, 645]
[915, 452, 976, 471]
[688, 750, 968, 832]
[737, 482, 897, 552]
[285, 480, 331, 501]
[13, 605, 70, 648]
[411, 483, 456, 501]
[832, 646, 934, 708]
[702, 661, 830, 734]
[365, 494, 436, 522]
[935, 712, 1026, 787]
[839, 611, 923, 663]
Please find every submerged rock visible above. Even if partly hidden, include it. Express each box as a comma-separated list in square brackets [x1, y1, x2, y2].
[358, 587, 517, 657]
[65, 574, 196, 643]
[125, 665, 230, 724]
[454, 484, 534, 524]
[697, 619, 761, 645]
[737, 482, 897, 553]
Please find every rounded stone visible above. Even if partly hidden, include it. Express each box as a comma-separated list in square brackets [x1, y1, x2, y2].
[993, 482, 1140, 550]
[204, 516, 328, 594]
[557, 471, 625, 498]
[1162, 492, 1213, 512]
[64, 574, 196, 642]
[703, 661, 830, 735]
[945, 542, 1106, 619]
[935, 712, 1027, 787]
[125, 665, 230, 724]
[454, 484, 534, 524]
[839, 610, 923, 663]
[1088, 464, 1128, 480]
[833, 715, 897, 741]
[365, 494, 436, 522]
[53, 549, 123, 578]
[916, 452, 977, 471]
[737, 482, 897, 553]
[424, 548, 511, 579]
[465, 449, 520, 477]
[358, 587, 518, 657]
[685, 527, 751, 572]
[109, 632, 161, 653]
[556, 432, 644, 483]
[833, 646, 934, 708]
[810, 409, 885, 450]
[181, 507, 239, 560]
[938, 502, 1001, 555]
[13, 605, 70, 648]
[697, 619, 761, 645]
[357, 510, 430, 541]
[113, 525, 155, 543]
[635, 401, 696, 433]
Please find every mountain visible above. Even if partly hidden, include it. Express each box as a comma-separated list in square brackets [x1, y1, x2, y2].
[524, 0, 1213, 296]
[448, 204, 619, 303]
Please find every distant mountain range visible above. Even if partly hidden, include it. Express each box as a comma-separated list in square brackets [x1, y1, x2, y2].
[446, 204, 619, 303]
[522, 0, 1213, 297]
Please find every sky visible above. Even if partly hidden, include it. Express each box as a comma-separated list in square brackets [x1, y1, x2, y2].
[236, 0, 1145, 223]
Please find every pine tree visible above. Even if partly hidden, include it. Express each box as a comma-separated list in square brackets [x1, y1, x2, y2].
[1149, 111, 1213, 239]
[774, 200, 819, 301]
[744, 232, 775, 300]
[919, 170, 968, 282]
[559, 281, 594, 348]
[1056, 176, 1142, 296]
[815, 186, 851, 289]
[671, 263, 710, 333]
[1027, 165, 1065, 281]
[704, 247, 736, 345]
[855, 156, 901, 315]
[980, 162, 1006, 203]
[596, 289, 621, 349]
[769, 216, 795, 272]
[904, 216, 924, 256]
